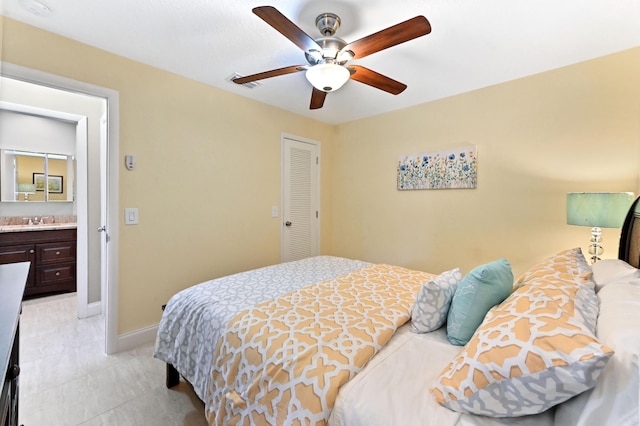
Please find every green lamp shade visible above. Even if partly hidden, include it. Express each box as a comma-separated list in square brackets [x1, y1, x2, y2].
[17, 183, 36, 193]
[566, 192, 634, 228]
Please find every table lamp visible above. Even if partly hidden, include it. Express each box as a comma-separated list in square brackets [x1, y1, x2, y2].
[567, 192, 634, 263]
[17, 183, 37, 201]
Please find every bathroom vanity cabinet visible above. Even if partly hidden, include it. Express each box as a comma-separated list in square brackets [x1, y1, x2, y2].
[0, 228, 76, 298]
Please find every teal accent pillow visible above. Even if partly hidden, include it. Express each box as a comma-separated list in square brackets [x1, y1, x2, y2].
[446, 258, 514, 345]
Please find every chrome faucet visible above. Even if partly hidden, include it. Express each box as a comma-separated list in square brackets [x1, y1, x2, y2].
[22, 216, 50, 226]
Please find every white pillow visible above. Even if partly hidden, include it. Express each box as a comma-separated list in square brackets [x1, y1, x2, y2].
[591, 259, 640, 292]
[411, 268, 462, 333]
[555, 281, 640, 425]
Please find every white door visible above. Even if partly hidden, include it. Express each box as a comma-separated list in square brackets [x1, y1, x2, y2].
[282, 136, 319, 262]
[99, 114, 109, 323]
[74, 117, 89, 318]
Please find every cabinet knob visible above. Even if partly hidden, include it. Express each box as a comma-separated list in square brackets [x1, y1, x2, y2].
[29, 249, 35, 254]
[55, 272, 61, 276]
[56, 251, 61, 255]
[8, 364, 20, 380]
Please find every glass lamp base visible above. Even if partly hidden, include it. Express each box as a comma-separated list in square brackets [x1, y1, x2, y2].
[588, 226, 603, 264]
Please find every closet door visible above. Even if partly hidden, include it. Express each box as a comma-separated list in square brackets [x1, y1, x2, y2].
[281, 136, 319, 262]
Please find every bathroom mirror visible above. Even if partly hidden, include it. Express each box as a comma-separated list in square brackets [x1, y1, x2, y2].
[0, 149, 75, 202]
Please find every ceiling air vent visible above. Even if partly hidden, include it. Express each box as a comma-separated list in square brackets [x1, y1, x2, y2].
[227, 73, 261, 89]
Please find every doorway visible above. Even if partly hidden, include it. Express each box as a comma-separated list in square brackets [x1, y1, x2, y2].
[0, 62, 120, 354]
[281, 134, 320, 262]
[0, 101, 88, 301]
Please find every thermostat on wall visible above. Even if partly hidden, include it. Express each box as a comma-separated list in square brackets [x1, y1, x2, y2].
[125, 155, 136, 170]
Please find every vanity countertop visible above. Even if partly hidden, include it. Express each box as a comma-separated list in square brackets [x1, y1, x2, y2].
[0, 223, 77, 233]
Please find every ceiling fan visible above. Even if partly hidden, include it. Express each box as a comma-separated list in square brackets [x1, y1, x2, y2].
[232, 6, 431, 110]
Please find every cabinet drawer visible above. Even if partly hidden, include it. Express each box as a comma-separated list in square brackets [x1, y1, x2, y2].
[0, 245, 34, 264]
[36, 264, 76, 286]
[37, 242, 76, 265]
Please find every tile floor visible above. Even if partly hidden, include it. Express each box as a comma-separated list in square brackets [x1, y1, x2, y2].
[19, 293, 207, 426]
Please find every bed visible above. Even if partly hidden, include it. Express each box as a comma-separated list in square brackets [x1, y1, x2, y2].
[154, 198, 640, 426]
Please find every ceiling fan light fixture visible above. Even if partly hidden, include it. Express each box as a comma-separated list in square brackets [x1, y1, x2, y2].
[305, 63, 350, 92]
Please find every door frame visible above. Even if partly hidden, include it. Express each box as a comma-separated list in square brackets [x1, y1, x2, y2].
[280, 133, 320, 261]
[1, 62, 120, 354]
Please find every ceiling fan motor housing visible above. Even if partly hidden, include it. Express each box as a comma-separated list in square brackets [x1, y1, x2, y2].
[316, 13, 341, 36]
[304, 13, 353, 66]
[305, 36, 348, 65]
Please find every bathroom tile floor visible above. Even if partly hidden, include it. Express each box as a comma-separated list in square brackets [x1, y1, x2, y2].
[19, 293, 207, 426]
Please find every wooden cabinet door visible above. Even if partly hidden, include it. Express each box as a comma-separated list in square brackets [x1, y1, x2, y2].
[0, 245, 35, 292]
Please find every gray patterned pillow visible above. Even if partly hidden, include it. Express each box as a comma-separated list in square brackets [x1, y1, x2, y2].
[411, 268, 462, 333]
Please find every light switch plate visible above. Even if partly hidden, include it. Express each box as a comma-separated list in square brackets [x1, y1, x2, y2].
[125, 208, 139, 225]
[271, 206, 278, 218]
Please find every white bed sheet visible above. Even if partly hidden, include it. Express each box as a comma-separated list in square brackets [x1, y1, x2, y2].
[329, 324, 555, 426]
[153, 256, 372, 400]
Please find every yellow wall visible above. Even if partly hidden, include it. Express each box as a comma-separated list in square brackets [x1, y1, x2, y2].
[1, 17, 336, 334]
[2, 17, 639, 336]
[46, 157, 67, 201]
[0, 16, 4, 70]
[333, 47, 640, 277]
[16, 155, 44, 201]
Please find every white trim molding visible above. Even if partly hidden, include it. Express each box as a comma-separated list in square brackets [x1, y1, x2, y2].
[1, 61, 121, 354]
[117, 324, 159, 353]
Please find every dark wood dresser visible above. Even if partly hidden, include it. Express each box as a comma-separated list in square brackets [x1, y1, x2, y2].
[0, 262, 29, 426]
[0, 229, 76, 298]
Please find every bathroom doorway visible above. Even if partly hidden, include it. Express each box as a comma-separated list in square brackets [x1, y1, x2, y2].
[0, 62, 120, 354]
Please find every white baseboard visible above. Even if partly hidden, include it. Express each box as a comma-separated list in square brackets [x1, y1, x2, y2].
[77, 300, 102, 319]
[87, 301, 102, 317]
[116, 323, 159, 353]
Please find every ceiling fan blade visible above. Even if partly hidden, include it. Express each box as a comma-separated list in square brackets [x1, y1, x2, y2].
[253, 6, 323, 53]
[232, 65, 308, 84]
[342, 16, 431, 60]
[310, 88, 327, 110]
[348, 65, 407, 95]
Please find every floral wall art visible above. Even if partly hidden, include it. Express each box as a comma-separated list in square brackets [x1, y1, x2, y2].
[397, 146, 477, 190]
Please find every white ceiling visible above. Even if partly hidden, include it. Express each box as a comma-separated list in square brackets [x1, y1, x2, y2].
[2, 0, 639, 125]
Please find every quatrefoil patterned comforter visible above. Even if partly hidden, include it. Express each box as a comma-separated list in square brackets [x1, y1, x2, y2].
[205, 263, 433, 425]
[154, 256, 372, 400]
